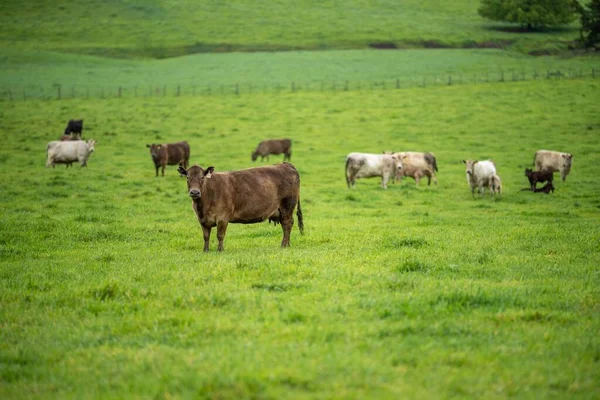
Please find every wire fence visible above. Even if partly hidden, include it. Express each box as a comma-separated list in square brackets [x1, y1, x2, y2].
[1, 67, 597, 101]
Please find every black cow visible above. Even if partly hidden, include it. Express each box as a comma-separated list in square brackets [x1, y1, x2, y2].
[64, 119, 84, 138]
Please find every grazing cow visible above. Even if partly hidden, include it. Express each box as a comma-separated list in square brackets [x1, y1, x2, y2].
[386, 151, 438, 186]
[534, 150, 573, 182]
[345, 153, 403, 189]
[490, 174, 502, 195]
[178, 162, 303, 252]
[251, 139, 292, 162]
[64, 119, 84, 138]
[525, 168, 553, 190]
[462, 159, 497, 197]
[46, 139, 96, 168]
[146, 141, 190, 177]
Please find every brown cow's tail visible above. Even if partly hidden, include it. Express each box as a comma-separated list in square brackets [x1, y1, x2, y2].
[426, 153, 438, 172]
[296, 198, 304, 235]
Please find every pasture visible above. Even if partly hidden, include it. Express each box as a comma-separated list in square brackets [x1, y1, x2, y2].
[1, 78, 599, 398]
[0, 0, 583, 57]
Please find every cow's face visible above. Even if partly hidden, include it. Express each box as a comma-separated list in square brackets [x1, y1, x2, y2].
[392, 154, 403, 174]
[251, 151, 258, 161]
[147, 144, 163, 159]
[561, 154, 573, 169]
[462, 160, 477, 176]
[86, 139, 96, 153]
[525, 168, 532, 177]
[178, 165, 214, 200]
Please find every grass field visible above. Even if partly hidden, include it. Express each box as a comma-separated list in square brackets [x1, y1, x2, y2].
[0, 0, 583, 57]
[1, 78, 599, 398]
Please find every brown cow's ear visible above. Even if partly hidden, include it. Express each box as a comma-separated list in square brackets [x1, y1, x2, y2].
[204, 166, 215, 178]
[177, 166, 187, 176]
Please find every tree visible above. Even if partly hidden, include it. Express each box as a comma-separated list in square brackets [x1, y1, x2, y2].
[478, 0, 579, 30]
[579, 0, 600, 48]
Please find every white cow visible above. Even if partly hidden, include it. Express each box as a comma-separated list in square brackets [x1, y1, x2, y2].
[462, 159, 497, 197]
[345, 153, 403, 189]
[534, 150, 573, 182]
[387, 151, 438, 186]
[46, 139, 96, 168]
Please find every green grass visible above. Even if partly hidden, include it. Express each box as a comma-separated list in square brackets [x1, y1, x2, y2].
[1, 79, 599, 398]
[0, 0, 584, 57]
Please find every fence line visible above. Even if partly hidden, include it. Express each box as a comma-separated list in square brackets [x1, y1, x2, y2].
[0, 67, 597, 101]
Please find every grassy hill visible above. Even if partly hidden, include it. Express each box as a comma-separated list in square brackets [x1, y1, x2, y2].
[0, 0, 583, 58]
[1, 79, 599, 399]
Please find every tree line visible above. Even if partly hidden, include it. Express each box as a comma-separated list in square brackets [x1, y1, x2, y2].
[478, 0, 599, 49]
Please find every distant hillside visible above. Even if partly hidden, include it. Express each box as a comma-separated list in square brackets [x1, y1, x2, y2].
[0, 0, 581, 58]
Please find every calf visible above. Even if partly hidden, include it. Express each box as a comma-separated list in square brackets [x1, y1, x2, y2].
[345, 152, 403, 189]
[521, 182, 555, 194]
[525, 168, 553, 190]
[146, 141, 190, 177]
[178, 162, 303, 252]
[64, 119, 83, 138]
[462, 159, 497, 197]
[387, 151, 438, 186]
[46, 139, 96, 168]
[251, 139, 292, 162]
[534, 150, 572, 182]
[534, 182, 555, 194]
[490, 174, 502, 196]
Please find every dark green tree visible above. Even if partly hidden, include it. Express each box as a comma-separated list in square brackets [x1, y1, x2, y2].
[579, 0, 600, 48]
[478, 0, 579, 29]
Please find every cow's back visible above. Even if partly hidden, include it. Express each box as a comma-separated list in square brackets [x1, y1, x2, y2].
[474, 161, 496, 181]
[208, 163, 300, 222]
[167, 141, 190, 165]
[535, 150, 560, 171]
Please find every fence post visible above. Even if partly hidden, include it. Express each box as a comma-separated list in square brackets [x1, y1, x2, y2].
[235, 83, 239, 95]
[163, 85, 166, 97]
[134, 86, 138, 97]
[396, 78, 400, 89]
[23, 88, 26, 101]
[8, 89, 13, 101]
[177, 85, 181, 96]
[55, 84, 61, 100]
[344, 80, 349, 91]
[86, 87, 90, 99]
[448, 75, 452, 85]
[291, 82, 295, 93]
[118, 86, 122, 98]
[593, 68, 596, 78]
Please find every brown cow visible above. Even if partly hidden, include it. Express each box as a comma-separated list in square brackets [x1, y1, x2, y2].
[146, 141, 190, 177]
[251, 139, 291, 162]
[178, 162, 303, 252]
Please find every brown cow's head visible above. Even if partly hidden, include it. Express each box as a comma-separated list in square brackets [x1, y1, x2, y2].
[251, 151, 258, 162]
[178, 165, 214, 200]
[146, 144, 163, 160]
[525, 168, 533, 177]
[462, 160, 478, 176]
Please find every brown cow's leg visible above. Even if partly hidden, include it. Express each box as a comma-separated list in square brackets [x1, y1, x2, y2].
[161, 165, 165, 177]
[280, 198, 295, 247]
[155, 166, 159, 177]
[202, 225, 211, 252]
[216, 221, 228, 252]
